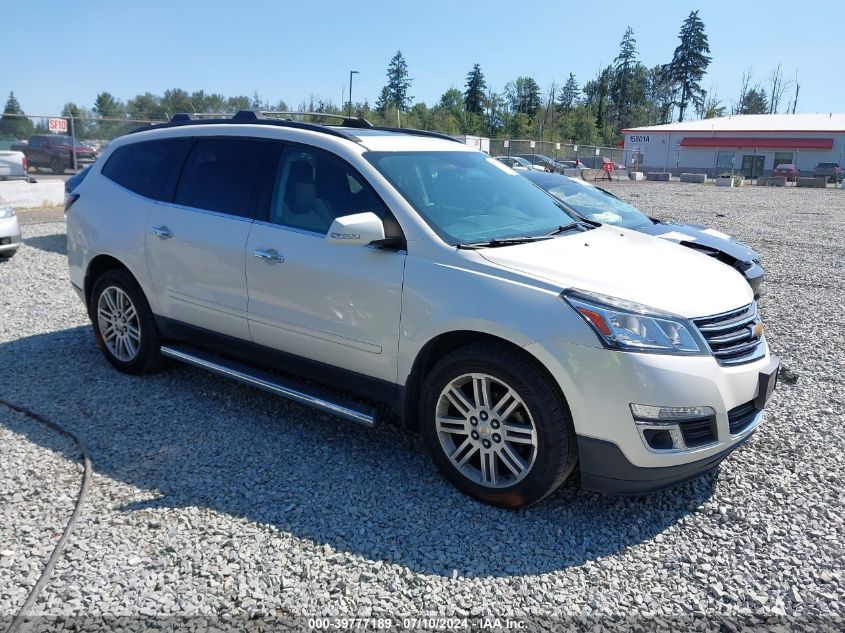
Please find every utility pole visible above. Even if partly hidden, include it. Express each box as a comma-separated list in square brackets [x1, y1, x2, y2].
[348, 70, 359, 117]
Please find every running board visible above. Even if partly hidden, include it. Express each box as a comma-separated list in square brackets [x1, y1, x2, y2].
[160, 344, 376, 427]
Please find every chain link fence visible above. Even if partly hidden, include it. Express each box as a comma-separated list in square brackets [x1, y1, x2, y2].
[0, 113, 166, 174]
[488, 139, 628, 170]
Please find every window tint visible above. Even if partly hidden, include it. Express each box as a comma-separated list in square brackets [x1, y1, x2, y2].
[174, 138, 271, 218]
[102, 139, 188, 200]
[269, 147, 385, 234]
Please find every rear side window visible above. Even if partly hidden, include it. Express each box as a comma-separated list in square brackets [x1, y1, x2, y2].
[174, 138, 272, 218]
[102, 139, 189, 200]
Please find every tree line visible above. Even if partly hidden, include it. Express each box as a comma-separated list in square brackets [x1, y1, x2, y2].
[2, 11, 801, 146]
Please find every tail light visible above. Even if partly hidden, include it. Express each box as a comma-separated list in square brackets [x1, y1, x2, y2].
[64, 193, 79, 213]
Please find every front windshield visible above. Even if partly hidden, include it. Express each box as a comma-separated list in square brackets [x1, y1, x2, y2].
[541, 177, 651, 228]
[366, 151, 580, 244]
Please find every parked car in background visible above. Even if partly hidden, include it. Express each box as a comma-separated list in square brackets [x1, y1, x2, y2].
[771, 163, 799, 182]
[67, 112, 778, 507]
[555, 160, 581, 170]
[12, 134, 96, 174]
[0, 149, 31, 181]
[494, 156, 543, 171]
[0, 195, 22, 259]
[813, 162, 841, 183]
[523, 171, 765, 297]
[515, 153, 558, 172]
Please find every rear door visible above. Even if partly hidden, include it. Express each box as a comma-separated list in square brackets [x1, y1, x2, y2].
[244, 144, 406, 383]
[145, 136, 278, 341]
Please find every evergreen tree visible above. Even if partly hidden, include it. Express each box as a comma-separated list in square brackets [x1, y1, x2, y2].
[1, 92, 33, 140]
[463, 63, 487, 114]
[612, 27, 638, 129]
[93, 92, 124, 118]
[557, 73, 580, 113]
[382, 50, 413, 111]
[505, 77, 542, 115]
[735, 88, 768, 114]
[374, 86, 392, 115]
[666, 10, 711, 122]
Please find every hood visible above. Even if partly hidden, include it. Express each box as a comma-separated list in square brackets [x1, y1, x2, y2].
[478, 226, 753, 318]
[641, 221, 759, 263]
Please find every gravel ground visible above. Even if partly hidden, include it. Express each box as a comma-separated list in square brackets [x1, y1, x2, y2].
[0, 183, 843, 630]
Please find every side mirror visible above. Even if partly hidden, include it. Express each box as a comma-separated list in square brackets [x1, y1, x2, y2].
[326, 212, 385, 246]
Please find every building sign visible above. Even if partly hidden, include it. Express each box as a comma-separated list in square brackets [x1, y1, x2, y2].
[628, 134, 651, 144]
[48, 118, 68, 133]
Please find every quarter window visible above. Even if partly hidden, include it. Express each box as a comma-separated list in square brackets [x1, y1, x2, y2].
[174, 138, 271, 218]
[102, 138, 189, 200]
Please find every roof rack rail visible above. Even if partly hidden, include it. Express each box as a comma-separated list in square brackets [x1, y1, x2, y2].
[370, 126, 463, 144]
[262, 111, 373, 129]
[127, 112, 364, 143]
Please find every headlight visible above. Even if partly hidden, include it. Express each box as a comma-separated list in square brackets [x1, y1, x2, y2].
[0, 205, 15, 220]
[562, 289, 707, 355]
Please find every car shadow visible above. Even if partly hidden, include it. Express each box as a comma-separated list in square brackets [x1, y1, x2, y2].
[0, 327, 717, 578]
[24, 233, 67, 256]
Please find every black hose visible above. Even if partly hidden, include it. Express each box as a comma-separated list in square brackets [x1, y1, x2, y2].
[0, 399, 92, 633]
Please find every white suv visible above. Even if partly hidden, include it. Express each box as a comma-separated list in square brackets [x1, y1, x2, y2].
[67, 112, 779, 508]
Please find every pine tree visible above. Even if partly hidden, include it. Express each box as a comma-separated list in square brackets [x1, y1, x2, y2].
[382, 51, 413, 112]
[667, 10, 712, 122]
[463, 63, 487, 114]
[736, 88, 768, 114]
[1, 92, 33, 140]
[93, 92, 124, 118]
[557, 73, 580, 113]
[612, 27, 638, 129]
[374, 86, 392, 115]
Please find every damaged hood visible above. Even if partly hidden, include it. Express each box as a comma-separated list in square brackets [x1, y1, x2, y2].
[478, 225, 754, 318]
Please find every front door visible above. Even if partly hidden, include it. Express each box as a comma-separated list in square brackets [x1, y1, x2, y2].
[741, 155, 765, 179]
[146, 137, 277, 341]
[245, 145, 406, 383]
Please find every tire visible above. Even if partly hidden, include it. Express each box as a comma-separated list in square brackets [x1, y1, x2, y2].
[420, 343, 577, 508]
[89, 268, 163, 374]
[50, 158, 67, 175]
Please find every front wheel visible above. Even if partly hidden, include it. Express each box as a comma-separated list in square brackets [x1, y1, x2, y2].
[420, 343, 577, 508]
[89, 268, 163, 374]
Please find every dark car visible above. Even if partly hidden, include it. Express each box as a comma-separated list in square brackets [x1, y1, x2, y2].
[15, 134, 96, 174]
[523, 171, 764, 297]
[515, 153, 558, 172]
[813, 162, 841, 183]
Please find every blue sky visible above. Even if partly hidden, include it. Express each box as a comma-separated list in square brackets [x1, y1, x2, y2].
[2, 0, 841, 117]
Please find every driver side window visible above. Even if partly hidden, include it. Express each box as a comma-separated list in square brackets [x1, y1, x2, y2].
[269, 147, 386, 235]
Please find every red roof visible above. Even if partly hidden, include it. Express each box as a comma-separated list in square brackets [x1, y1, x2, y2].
[679, 137, 833, 150]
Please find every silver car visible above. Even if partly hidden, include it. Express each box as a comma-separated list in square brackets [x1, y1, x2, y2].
[0, 195, 22, 259]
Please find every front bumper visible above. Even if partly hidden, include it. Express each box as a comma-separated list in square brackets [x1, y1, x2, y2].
[577, 433, 753, 494]
[525, 339, 779, 481]
[0, 214, 22, 253]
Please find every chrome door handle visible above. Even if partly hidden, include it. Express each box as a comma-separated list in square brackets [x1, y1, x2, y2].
[151, 226, 173, 239]
[253, 249, 285, 264]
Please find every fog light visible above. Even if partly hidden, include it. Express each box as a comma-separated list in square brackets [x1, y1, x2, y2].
[630, 404, 715, 422]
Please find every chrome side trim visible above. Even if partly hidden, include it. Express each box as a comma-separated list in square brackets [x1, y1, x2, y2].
[160, 345, 375, 427]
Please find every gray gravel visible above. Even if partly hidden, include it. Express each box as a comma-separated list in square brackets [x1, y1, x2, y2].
[0, 183, 843, 630]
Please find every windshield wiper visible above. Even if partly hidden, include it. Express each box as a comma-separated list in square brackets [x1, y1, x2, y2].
[456, 235, 552, 249]
[544, 221, 592, 236]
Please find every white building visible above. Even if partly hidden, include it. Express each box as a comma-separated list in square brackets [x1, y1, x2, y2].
[623, 114, 845, 177]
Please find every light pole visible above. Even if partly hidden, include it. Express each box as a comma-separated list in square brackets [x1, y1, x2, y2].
[348, 70, 359, 117]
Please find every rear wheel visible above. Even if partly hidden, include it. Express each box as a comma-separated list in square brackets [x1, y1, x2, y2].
[420, 343, 577, 508]
[89, 268, 163, 374]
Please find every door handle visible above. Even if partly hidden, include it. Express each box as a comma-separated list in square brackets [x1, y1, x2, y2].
[253, 249, 285, 264]
[151, 226, 173, 239]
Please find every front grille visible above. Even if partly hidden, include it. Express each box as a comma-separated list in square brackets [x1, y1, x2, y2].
[728, 400, 759, 434]
[692, 302, 765, 365]
[678, 416, 717, 447]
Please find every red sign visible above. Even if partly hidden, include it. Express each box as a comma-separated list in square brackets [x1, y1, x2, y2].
[48, 118, 67, 133]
